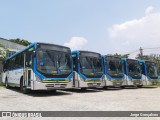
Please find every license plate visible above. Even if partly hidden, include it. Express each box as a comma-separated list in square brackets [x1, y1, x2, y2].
[54, 84, 61, 88]
[116, 83, 120, 84]
[92, 83, 97, 86]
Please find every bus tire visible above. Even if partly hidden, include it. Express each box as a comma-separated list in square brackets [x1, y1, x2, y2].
[137, 85, 143, 88]
[120, 86, 125, 89]
[81, 88, 87, 91]
[51, 90, 57, 92]
[20, 78, 30, 94]
[5, 77, 10, 89]
[103, 86, 108, 89]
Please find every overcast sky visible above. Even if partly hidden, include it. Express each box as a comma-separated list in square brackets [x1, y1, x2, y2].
[1, 0, 160, 58]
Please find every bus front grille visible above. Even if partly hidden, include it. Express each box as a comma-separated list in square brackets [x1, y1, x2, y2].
[87, 83, 101, 87]
[45, 84, 67, 88]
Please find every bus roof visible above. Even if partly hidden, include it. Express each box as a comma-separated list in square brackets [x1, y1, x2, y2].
[4, 42, 36, 61]
[139, 60, 156, 63]
[121, 58, 139, 61]
[72, 50, 101, 55]
[104, 55, 121, 59]
[4, 42, 71, 61]
[37, 42, 70, 50]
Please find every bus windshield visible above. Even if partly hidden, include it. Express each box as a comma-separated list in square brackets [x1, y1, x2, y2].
[146, 61, 158, 78]
[36, 49, 72, 78]
[80, 52, 103, 78]
[106, 56, 124, 78]
[127, 60, 141, 79]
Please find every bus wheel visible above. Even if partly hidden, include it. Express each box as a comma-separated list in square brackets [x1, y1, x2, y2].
[50, 90, 57, 92]
[81, 88, 87, 91]
[137, 85, 143, 88]
[20, 78, 30, 94]
[120, 86, 125, 89]
[103, 86, 108, 89]
[5, 78, 10, 89]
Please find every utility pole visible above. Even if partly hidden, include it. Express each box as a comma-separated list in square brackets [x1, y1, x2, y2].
[140, 47, 143, 59]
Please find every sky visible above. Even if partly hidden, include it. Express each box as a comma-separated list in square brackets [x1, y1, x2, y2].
[1, 0, 160, 58]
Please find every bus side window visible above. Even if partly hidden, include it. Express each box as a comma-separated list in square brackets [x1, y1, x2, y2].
[9, 57, 16, 70]
[15, 54, 24, 68]
[3, 61, 8, 72]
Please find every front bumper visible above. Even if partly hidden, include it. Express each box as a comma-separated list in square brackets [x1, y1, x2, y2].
[31, 80, 74, 90]
[122, 79, 142, 86]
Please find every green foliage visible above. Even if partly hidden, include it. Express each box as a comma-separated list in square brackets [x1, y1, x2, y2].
[136, 54, 160, 76]
[0, 44, 9, 59]
[0, 44, 6, 49]
[0, 82, 3, 87]
[144, 84, 160, 87]
[112, 53, 129, 58]
[9, 38, 31, 46]
[136, 54, 150, 60]
[136, 54, 160, 62]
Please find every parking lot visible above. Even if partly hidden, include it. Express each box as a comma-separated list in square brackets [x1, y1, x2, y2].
[0, 86, 160, 111]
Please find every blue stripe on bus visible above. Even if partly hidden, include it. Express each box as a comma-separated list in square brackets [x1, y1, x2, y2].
[146, 76, 158, 80]
[4, 42, 37, 61]
[78, 72, 104, 81]
[127, 75, 142, 80]
[105, 74, 124, 81]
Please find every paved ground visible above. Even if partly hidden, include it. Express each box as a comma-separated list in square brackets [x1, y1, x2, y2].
[0, 86, 160, 120]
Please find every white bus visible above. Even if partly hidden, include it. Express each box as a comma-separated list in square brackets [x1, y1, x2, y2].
[103, 55, 124, 88]
[72, 50, 105, 90]
[121, 58, 142, 88]
[139, 60, 158, 85]
[2, 42, 74, 93]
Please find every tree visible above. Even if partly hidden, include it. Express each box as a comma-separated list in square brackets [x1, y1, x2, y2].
[136, 53, 160, 71]
[112, 53, 129, 58]
[0, 44, 9, 59]
[136, 54, 150, 60]
[9, 38, 31, 46]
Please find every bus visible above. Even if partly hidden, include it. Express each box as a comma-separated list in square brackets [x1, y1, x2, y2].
[139, 60, 158, 85]
[72, 50, 105, 90]
[2, 42, 74, 93]
[121, 58, 142, 88]
[157, 66, 160, 79]
[103, 55, 124, 87]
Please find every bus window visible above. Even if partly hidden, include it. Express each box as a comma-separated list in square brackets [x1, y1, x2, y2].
[9, 57, 16, 70]
[25, 47, 34, 68]
[15, 54, 24, 68]
[140, 62, 145, 75]
[25, 53, 32, 68]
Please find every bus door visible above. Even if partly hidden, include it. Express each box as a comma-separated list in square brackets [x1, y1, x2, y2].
[0, 61, 2, 83]
[23, 52, 33, 87]
[140, 62, 147, 84]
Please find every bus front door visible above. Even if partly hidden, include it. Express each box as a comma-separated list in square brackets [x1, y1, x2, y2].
[23, 52, 32, 88]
